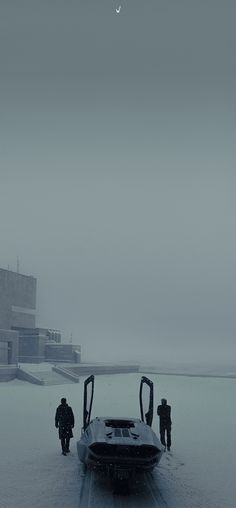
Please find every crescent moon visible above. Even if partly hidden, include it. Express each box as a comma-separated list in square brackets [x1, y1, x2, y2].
[116, 6, 121, 13]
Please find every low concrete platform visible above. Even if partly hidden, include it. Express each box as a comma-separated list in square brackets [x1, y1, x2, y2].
[60, 362, 140, 376]
[0, 362, 140, 384]
[0, 365, 18, 382]
[20, 362, 140, 385]
[139, 363, 236, 379]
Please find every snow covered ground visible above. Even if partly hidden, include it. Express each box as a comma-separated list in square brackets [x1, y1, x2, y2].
[0, 372, 235, 508]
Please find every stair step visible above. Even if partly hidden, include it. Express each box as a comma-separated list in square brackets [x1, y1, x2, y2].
[27, 370, 75, 385]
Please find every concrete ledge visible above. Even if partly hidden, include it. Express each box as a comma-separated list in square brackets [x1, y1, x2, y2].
[65, 363, 140, 376]
[17, 367, 45, 385]
[18, 357, 45, 363]
[0, 365, 18, 382]
[52, 365, 79, 383]
[139, 366, 236, 379]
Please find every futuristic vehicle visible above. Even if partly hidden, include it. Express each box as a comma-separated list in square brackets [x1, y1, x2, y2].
[77, 375, 163, 481]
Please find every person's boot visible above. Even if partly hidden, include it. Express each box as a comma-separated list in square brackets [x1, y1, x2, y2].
[66, 439, 70, 453]
[61, 439, 67, 455]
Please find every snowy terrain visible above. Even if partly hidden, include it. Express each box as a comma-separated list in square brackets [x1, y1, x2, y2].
[0, 372, 235, 508]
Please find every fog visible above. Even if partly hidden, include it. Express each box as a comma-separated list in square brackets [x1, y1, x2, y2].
[1, 0, 235, 365]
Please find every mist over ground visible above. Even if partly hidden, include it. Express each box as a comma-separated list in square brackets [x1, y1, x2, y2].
[1, 1, 235, 366]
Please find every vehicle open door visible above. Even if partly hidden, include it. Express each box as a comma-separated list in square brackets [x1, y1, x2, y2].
[83, 374, 94, 430]
[139, 376, 154, 427]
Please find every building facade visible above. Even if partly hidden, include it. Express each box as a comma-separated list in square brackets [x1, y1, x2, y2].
[0, 329, 18, 365]
[0, 268, 36, 330]
[12, 327, 62, 363]
[0, 268, 36, 369]
[0, 267, 81, 377]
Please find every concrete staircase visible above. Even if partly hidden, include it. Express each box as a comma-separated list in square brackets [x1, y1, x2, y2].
[17, 364, 78, 385]
[31, 369, 75, 385]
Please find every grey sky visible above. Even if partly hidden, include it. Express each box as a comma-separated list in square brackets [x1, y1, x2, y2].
[0, 0, 235, 364]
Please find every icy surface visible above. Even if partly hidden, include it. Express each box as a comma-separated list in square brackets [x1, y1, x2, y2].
[0, 373, 235, 507]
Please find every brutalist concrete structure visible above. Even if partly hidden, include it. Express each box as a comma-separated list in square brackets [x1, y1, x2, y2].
[0, 267, 81, 381]
[45, 343, 81, 363]
[0, 268, 36, 378]
[12, 327, 62, 363]
[0, 268, 36, 330]
[16, 330, 46, 363]
[0, 329, 19, 381]
[0, 329, 18, 364]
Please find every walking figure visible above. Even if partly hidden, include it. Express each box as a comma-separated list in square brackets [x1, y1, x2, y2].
[157, 398, 172, 451]
[55, 397, 75, 455]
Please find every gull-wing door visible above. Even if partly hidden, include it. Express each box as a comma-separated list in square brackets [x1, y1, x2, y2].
[139, 376, 154, 427]
[83, 374, 94, 430]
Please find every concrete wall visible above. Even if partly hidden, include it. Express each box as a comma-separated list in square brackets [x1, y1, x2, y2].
[11, 310, 35, 329]
[0, 341, 8, 364]
[12, 327, 61, 343]
[0, 269, 36, 329]
[0, 365, 18, 382]
[18, 335, 46, 363]
[0, 329, 19, 365]
[68, 364, 140, 375]
[45, 344, 81, 363]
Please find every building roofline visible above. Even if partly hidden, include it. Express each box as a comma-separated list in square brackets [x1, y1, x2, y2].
[0, 267, 36, 280]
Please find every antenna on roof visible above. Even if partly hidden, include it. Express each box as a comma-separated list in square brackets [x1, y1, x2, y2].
[17, 257, 20, 273]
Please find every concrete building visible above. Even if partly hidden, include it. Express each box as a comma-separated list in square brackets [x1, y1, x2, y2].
[0, 267, 36, 369]
[0, 329, 19, 382]
[45, 342, 81, 363]
[0, 268, 36, 378]
[0, 329, 18, 364]
[0, 268, 36, 330]
[12, 327, 62, 363]
[0, 267, 81, 381]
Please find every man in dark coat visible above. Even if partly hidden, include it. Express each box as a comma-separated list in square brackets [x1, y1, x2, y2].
[157, 398, 172, 451]
[55, 397, 75, 455]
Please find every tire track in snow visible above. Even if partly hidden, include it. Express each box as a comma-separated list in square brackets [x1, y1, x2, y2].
[78, 467, 169, 508]
[144, 472, 169, 507]
[78, 468, 94, 507]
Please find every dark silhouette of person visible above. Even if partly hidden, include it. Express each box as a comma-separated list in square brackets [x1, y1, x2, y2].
[55, 397, 75, 455]
[157, 398, 172, 451]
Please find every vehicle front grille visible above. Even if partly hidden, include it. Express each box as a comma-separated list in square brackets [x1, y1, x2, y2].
[89, 443, 159, 459]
